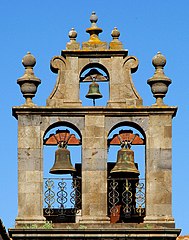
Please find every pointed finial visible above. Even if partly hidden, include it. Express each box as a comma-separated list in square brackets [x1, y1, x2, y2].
[17, 52, 41, 106]
[147, 52, 171, 106]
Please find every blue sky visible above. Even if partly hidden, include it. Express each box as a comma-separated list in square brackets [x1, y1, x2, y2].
[0, 0, 188, 235]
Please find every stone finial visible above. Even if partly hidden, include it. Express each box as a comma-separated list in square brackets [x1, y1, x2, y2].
[86, 11, 102, 41]
[69, 28, 77, 41]
[90, 11, 98, 27]
[109, 27, 123, 50]
[147, 52, 172, 106]
[82, 11, 107, 50]
[66, 28, 80, 50]
[111, 27, 120, 40]
[17, 52, 41, 106]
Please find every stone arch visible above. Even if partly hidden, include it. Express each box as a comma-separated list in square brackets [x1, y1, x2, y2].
[43, 120, 82, 141]
[107, 119, 146, 179]
[79, 62, 110, 81]
[79, 63, 110, 106]
[107, 120, 146, 141]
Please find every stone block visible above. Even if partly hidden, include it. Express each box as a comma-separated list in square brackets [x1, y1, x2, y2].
[83, 137, 106, 149]
[164, 125, 172, 138]
[18, 126, 41, 148]
[48, 116, 84, 132]
[146, 148, 172, 170]
[18, 148, 42, 171]
[18, 115, 41, 126]
[82, 149, 107, 170]
[149, 115, 171, 127]
[26, 171, 43, 183]
[85, 115, 105, 127]
[85, 125, 105, 137]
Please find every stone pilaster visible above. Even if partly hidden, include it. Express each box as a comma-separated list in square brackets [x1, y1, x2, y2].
[144, 114, 175, 226]
[80, 115, 109, 223]
[16, 115, 45, 226]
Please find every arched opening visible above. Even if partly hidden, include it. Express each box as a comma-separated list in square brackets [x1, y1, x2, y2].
[107, 122, 146, 223]
[43, 122, 82, 223]
[79, 63, 109, 107]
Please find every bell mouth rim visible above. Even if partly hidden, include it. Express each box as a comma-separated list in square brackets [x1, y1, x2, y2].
[49, 169, 76, 175]
[85, 94, 103, 99]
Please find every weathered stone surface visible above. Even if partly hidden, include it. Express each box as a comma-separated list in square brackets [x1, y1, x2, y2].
[9, 227, 181, 239]
[12, 12, 180, 238]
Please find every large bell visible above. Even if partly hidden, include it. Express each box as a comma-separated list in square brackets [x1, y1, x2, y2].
[49, 145, 76, 175]
[110, 146, 139, 175]
[85, 81, 103, 100]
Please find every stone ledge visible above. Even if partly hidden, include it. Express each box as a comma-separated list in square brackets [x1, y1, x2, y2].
[12, 106, 178, 119]
[9, 228, 181, 240]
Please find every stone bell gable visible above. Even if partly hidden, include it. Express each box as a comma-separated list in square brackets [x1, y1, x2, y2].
[9, 12, 180, 240]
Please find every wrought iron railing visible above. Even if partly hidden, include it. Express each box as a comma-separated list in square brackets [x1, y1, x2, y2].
[107, 178, 145, 223]
[43, 177, 81, 223]
[43, 177, 145, 223]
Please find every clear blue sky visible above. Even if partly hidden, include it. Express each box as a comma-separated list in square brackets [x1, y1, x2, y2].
[0, 0, 188, 235]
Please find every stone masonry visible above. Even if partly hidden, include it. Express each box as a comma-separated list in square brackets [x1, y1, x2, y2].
[9, 12, 180, 240]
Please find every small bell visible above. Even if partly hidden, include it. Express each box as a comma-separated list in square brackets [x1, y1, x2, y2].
[110, 143, 139, 176]
[85, 76, 102, 105]
[49, 142, 76, 175]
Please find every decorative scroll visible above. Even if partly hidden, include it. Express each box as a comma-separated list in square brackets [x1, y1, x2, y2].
[57, 179, 68, 216]
[44, 179, 55, 215]
[135, 181, 145, 216]
[70, 178, 81, 214]
[108, 180, 119, 216]
[122, 179, 132, 216]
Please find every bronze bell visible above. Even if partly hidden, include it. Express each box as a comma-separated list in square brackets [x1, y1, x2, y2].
[110, 146, 139, 175]
[49, 143, 76, 175]
[85, 81, 103, 100]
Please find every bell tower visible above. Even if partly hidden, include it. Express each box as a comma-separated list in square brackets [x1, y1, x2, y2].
[9, 12, 180, 240]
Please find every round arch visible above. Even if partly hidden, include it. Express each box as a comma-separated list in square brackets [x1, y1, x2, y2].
[79, 62, 110, 81]
[43, 121, 82, 141]
[107, 120, 146, 142]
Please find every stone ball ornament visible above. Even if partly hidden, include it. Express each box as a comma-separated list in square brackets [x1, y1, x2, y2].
[68, 28, 77, 41]
[17, 52, 41, 106]
[147, 52, 172, 106]
[111, 27, 120, 39]
[22, 51, 36, 67]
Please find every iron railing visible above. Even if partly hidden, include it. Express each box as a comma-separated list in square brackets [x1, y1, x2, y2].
[43, 177, 145, 223]
[43, 177, 81, 222]
[107, 178, 145, 223]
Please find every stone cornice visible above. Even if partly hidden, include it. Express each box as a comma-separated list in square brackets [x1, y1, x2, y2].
[9, 227, 181, 239]
[61, 50, 128, 58]
[12, 106, 178, 119]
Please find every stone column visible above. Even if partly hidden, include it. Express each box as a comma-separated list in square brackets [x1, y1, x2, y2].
[144, 114, 175, 226]
[16, 115, 45, 226]
[80, 115, 109, 223]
